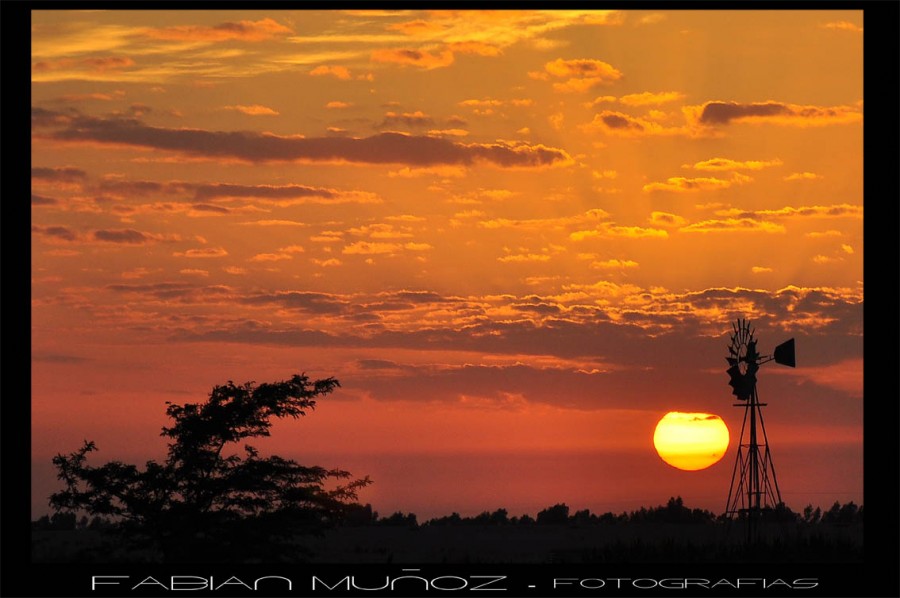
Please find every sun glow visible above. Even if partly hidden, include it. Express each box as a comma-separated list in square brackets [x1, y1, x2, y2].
[653, 412, 730, 471]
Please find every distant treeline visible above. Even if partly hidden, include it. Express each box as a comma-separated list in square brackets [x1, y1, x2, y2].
[368, 497, 862, 528]
[32, 496, 863, 531]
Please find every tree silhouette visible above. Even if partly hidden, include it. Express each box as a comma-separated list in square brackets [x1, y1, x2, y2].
[49, 374, 370, 563]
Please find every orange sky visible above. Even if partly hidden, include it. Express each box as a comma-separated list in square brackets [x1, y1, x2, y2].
[30, 9, 864, 520]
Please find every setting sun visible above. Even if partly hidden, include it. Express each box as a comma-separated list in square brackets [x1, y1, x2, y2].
[653, 412, 730, 471]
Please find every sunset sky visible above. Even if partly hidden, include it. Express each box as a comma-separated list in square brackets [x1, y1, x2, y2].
[30, 8, 864, 521]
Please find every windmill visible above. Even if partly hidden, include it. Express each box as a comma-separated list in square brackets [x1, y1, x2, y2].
[724, 318, 795, 541]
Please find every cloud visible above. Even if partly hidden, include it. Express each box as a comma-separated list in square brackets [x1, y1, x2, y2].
[32, 225, 77, 242]
[715, 204, 862, 220]
[821, 21, 862, 33]
[687, 101, 863, 127]
[619, 91, 685, 106]
[57, 91, 126, 103]
[687, 158, 783, 171]
[342, 241, 431, 256]
[33, 56, 136, 76]
[569, 225, 668, 240]
[371, 48, 455, 69]
[585, 111, 675, 136]
[449, 41, 502, 57]
[805, 230, 842, 239]
[32, 166, 88, 181]
[249, 253, 294, 262]
[105, 282, 235, 303]
[679, 219, 786, 234]
[193, 183, 336, 201]
[347, 222, 414, 240]
[309, 65, 353, 80]
[784, 172, 822, 181]
[241, 291, 348, 314]
[648, 212, 687, 227]
[38, 111, 571, 168]
[459, 98, 504, 109]
[643, 173, 751, 193]
[144, 18, 293, 42]
[92, 229, 152, 244]
[388, 19, 446, 36]
[32, 194, 59, 206]
[157, 283, 862, 403]
[498, 253, 552, 263]
[96, 179, 172, 198]
[427, 129, 468, 138]
[377, 110, 435, 129]
[590, 259, 639, 270]
[389, 290, 451, 304]
[479, 209, 609, 232]
[224, 104, 279, 116]
[679, 204, 863, 237]
[173, 247, 229, 258]
[189, 204, 230, 215]
[780, 358, 862, 398]
[33, 225, 178, 245]
[312, 258, 342, 267]
[239, 220, 307, 227]
[637, 13, 667, 26]
[535, 58, 623, 92]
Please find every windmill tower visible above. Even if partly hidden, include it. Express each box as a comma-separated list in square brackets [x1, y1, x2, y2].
[724, 318, 795, 542]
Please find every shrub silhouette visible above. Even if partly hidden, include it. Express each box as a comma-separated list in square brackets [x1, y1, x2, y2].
[49, 374, 370, 563]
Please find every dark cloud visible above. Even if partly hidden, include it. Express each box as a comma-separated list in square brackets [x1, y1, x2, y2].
[31, 107, 76, 127]
[376, 111, 436, 130]
[240, 291, 349, 314]
[32, 352, 91, 364]
[390, 291, 450, 304]
[32, 224, 77, 241]
[338, 361, 857, 424]
[167, 286, 862, 373]
[598, 111, 645, 131]
[93, 229, 150, 244]
[193, 183, 335, 200]
[32, 194, 58, 206]
[511, 302, 562, 315]
[106, 282, 233, 301]
[166, 306, 861, 418]
[357, 301, 416, 312]
[36, 110, 570, 167]
[98, 179, 169, 196]
[190, 203, 230, 214]
[32, 166, 87, 181]
[698, 101, 789, 124]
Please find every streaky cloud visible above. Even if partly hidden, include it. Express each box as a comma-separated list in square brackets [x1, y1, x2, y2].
[38, 110, 571, 168]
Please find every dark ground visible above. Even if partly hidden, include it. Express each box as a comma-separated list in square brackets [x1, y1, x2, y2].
[32, 521, 863, 564]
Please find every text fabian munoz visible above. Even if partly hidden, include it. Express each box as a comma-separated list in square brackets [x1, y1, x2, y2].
[90, 569, 820, 592]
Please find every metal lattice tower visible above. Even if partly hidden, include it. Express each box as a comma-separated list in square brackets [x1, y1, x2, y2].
[723, 318, 795, 542]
